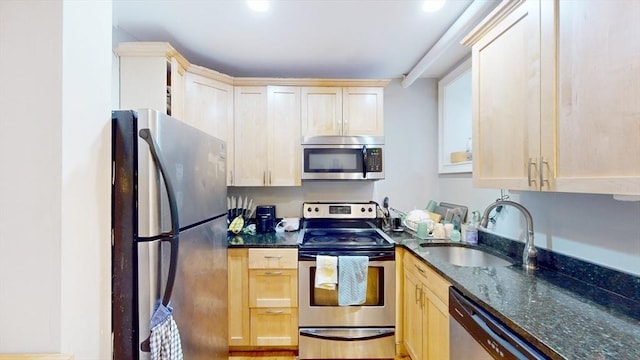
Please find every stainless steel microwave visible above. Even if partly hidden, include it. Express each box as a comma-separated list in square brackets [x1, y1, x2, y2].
[301, 136, 384, 180]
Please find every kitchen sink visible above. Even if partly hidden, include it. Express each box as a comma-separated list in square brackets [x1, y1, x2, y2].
[420, 244, 514, 268]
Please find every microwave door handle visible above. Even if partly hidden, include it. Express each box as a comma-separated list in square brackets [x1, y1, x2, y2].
[362, 145, 367, 178]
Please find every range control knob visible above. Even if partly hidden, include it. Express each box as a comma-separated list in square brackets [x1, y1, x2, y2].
[368, 207, 373, 213]
[307, 207, 312, 213]
[314, 207, 319, 212]
[361, 207, 366, 213]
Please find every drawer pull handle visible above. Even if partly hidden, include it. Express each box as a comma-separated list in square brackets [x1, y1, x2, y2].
[264, 271, 283, 275]
[266, 309, 284, 314]
[414, 264, 425, 274]
[264, 255, 283, 259]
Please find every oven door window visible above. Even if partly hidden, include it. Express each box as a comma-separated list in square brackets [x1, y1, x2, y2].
[304, 148, 364, 173]
[308, 265, 385, 306]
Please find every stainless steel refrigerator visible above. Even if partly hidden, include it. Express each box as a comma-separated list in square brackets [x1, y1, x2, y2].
[112, 109, 228, 359]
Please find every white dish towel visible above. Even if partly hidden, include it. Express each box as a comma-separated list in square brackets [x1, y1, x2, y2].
[338, 255, 369, 306]
[315, 255, 338, 290]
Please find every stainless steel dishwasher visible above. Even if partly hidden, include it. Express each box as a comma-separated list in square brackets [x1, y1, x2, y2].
[449, 287, 549, 360]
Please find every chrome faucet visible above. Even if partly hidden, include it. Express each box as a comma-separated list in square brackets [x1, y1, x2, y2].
[480, 200, 538, 271]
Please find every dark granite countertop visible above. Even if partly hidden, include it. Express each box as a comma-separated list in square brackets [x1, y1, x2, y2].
[226, 228, 640, 359]
[227, 230, 299, 248]
[390, 230, 640, 360]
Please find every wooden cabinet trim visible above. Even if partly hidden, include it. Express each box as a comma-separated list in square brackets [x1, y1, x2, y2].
[462, 0, 527, 46]
[116, 41, 190, 70]
[187, 63, 234, 85]
[234, 78, 390, 87]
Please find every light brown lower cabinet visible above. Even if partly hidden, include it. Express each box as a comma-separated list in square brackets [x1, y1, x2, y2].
[402, 251, 451, 360]
[228, 248, 298, 348]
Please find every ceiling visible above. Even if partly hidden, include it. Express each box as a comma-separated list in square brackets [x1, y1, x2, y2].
[112, 0, 497, 82]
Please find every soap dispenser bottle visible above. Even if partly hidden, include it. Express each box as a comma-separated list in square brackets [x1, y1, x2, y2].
[465, 211, 480, 245]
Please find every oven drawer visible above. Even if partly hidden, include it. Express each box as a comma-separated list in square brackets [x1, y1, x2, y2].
[248, 248, 298, 269]
[299, 328, 395, 359]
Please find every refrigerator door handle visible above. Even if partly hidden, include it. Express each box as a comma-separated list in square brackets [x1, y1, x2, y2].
[138, 128, 181, 353]
[138, 128, 180, 307]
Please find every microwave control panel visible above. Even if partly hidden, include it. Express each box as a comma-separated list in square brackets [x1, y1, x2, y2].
[366, 148, 383, 172]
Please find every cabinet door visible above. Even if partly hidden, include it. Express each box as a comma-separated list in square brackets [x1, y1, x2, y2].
[268, 86, 301, 186]
[184, 72, 234, 185]
[546, 1, 640, 195]
[228, 249, 250, 346]
[343, 87, 384, 136]
[234, 86, 268, 186]
[119, 56, 169, 114]
[472, 0, 541, 190]
[425, 293, 449, 360]
[301, 87, 343, 136]
[403, 268, 424, 360]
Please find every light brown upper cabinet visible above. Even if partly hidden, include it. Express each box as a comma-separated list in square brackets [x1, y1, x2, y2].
[301, 87, 384, 137]
[184, 67, 235, 185]
[116, 42, 188, 120]
[463, 0, 640, 195]
[233, 86, 301, 187]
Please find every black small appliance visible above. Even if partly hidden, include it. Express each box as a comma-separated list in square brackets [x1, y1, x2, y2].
[256, 205, 276, 233]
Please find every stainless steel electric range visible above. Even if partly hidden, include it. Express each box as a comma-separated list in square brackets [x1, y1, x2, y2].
[297, 202, 396, 360]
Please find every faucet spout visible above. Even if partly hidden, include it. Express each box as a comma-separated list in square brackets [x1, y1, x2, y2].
[480, 200, 538, 271]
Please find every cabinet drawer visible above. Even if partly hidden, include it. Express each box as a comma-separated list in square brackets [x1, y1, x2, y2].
[248, 248, 298, 269]
[250, 308, 299, 346]
[403, 252, 451, 305]
[249, 269, 298, 307]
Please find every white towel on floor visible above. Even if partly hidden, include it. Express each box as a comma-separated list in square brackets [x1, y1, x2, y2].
[315, 255, 338, 290]
[338, 256, 369, 306]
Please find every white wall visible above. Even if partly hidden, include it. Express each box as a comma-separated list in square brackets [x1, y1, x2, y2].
[0, 1, 112, 358]
[61, 1, 112, 358]
[0, 1, 63, 351]
[373, 78, 439, 212]
[438, 175, 640, 275]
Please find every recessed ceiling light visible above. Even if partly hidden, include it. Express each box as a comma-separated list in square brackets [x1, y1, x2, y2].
[422, 0, 446, 13]
[247, 0, 269, 12]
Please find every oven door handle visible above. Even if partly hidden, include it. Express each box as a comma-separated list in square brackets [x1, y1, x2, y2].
[300, 328, 394, 342]
[298, 253, 394, 261]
